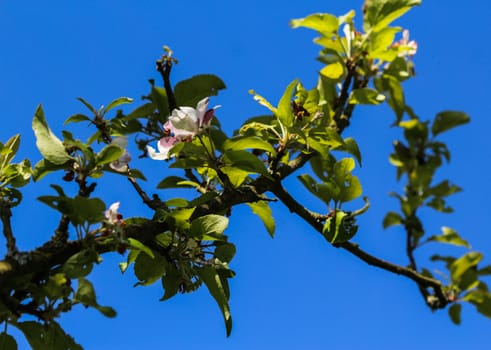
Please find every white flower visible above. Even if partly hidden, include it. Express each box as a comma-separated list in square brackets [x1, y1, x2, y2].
[105, 202, 123, 224]
[166, 97, 220, 139]
[109, 137, 131, 172]
[397, 30, 418, 57]
[146, 136, 178, 160]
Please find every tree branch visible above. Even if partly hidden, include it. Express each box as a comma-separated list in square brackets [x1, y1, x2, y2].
[0, 200, 17, 256]
[268, 180, 449, 308]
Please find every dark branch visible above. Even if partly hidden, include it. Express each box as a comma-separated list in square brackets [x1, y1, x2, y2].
[0, 200, 17, 256]
[268, 180, 449, 309]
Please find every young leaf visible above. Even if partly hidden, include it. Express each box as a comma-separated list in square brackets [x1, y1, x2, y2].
[247, 201, 275, 237]
[32, 105, 73, 165]
[276, 79, 298, 128]
[383, 211, 403, 229]
[320, 61, 345, 80]
[450, 252, 483, 283]
[103, 97, 133, 114]
[349, 88, 386, 104]
[323, 210, 358, 243]
[290, 13, 338, 34]
[63, 114, 91, 125]
[223, 136, 276, 155]
[431, 111, 470, 136]
[363, 0, 422, 33]
[0, 134, 21, 171]
[426, 227, 471, 248]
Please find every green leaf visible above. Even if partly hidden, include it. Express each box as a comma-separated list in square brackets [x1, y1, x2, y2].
[342, 137, 362, 166]
[369, 27, 401, 56]
[426, 227, 471, 248]
[463, 290, 491, 320]
[450, 252, 483, 283]
[220, 166, 250, 188]
[222, 150, 269, 176]
[323, 210, 358, 244]
[320, 61, 345, 80]
[64, 114, 91, 125]
[277, 79, 298, 128]
[0, 134, 21, 171]
[74, 278, 116, 318]
[383, 211, 403, 228]
[199, 266, 233, 336]
[128, 168, 147, 181]
[223, 136, 276, 155]
[77, 97, 97, 115]
[174, 74, 226, 107]
[215, 243, 236, 263]
[363, 0, 422, 33]
[297, 174, 332, 205]
[125, 102, 156, 120]
[157, 176, 197, 189]
[190, 214, 229, 240]
[448, 303, 462, 325]
[16, 321, 82, 350]
[0, 332, 17, 350]
[375, 74, 405, 122]
[127, 238, 155, 258]
[149, 84, 170, 120]
[247, 201, 275, 237]
[32, 105, 73, 165]
[32, 159, 67, 181]
[290, 13, 338, 34]
[349, 88, 386, 104]
[160, 264, 181, 301]
[103, 97, 133, 114]
[62, 249, 99, 279]
[134, 252, 167, 286]
[59, 196, 106, 225]
[96, 144, 124, 166]
[431, 111, 470, 136]
[426, 180, 461, 197]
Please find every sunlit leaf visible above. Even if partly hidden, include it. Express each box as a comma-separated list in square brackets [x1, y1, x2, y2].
[247, 201, 275, 237]
[32, 105, 73, 165]
[349, 88, 386, 104]
[290, 13, 338, 34]
[363, 0, 422, 32]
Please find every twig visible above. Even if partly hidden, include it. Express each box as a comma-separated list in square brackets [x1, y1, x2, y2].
[156, 55, 177, 113]
[127, 174, 166, 211]
[269, 180, 449, 308]
[0, 200, 17, 256]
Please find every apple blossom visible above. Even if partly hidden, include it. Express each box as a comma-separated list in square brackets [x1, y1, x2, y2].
[146, 136, 178, 160]
[109, 137, 131, 172]
[166, 97, 220, 139]
[147, 96, 220, 160]
[396, 30, 418, 57]
[105, 201, 123, 224]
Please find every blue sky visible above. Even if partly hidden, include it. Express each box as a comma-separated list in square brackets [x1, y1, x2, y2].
[1, 0, 490, 349]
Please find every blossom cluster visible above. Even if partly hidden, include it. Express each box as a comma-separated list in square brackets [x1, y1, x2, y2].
[394, 30, 418, 57]
[147, 97, 220, 160]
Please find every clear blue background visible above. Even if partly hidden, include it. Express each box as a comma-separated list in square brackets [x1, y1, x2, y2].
[1, 1, 490, 349]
